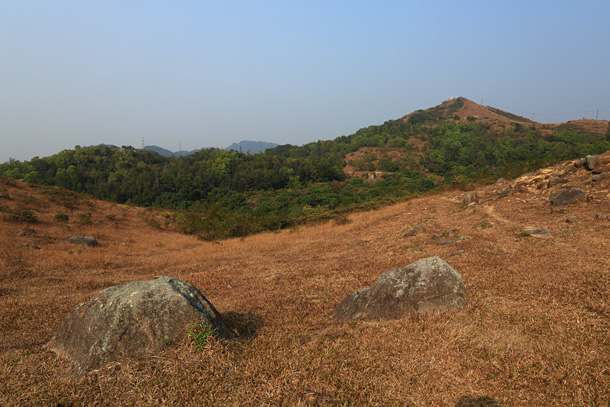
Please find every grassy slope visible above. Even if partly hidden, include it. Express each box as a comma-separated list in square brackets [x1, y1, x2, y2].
[0, 151, 609, 406]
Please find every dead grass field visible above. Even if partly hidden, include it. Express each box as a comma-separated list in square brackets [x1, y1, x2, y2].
[0, 154, 609, 406]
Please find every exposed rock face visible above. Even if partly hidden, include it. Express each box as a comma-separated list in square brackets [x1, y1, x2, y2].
[549, 188, 586, 205]
[334, 257, 466, 321]
[47, 276, 230, 378]
[66, 236, 99, 247]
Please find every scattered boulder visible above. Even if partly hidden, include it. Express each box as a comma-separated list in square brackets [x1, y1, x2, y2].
[594, 212, 609, 220]
[585, 155, 601, 171]
[593, 173, 610, 182]
[550, 188, 586, 205]
[334, 257, 467, 321]
[574, 158, 587, 168]
[437, 239, 455, 246]
[47, 276, 230, 378]
[66, 236, 99, 247]
[563, 165, 577, 174]
[461, 191, 479, 206]
[564, 215, 579, 224]
[404, 225, 426, 237]
[495, 178, 508, 185]
[547, 178, 569, 188]
[592, 167, 610, 174]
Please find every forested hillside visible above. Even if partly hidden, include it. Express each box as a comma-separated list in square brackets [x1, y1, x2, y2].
[2, 98, 609, 239]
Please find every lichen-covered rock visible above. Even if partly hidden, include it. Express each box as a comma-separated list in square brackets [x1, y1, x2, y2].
[47, 276, 229, 378]
[66, 236, 99, 247]
[550, 188, 586, 205]
[334, 257, 466, 321]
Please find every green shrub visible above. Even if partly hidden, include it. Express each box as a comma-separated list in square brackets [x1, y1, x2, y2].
[77, 212, 92, 225]
[8, 209, 38, 223]
[55, 213, 69, 222]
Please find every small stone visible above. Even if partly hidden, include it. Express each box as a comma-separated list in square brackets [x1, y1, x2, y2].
[594, 213, 609, 220]
[404, 226, 426, 237]
[449, 250, 465, 257]
[437, 239, 456, 246]
[17, 228, 36, 237]
[462, 191, 479, 206]
[495, 178, 508, 185]
[523, 226, 550, 236]
[593, 173, 610, 182]
[66, 236, 99, 247]
[565, 215, 579, 223]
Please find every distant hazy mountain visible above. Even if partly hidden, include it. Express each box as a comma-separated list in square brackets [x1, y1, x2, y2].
[143, 140, 277, 157]
[225, 140, 279, 154]
[143, 146, 205, 157]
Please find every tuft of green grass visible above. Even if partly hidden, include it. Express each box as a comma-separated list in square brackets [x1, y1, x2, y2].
[187, 322, 214, 351]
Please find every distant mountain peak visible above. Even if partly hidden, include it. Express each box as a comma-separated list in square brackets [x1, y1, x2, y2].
[225, 140, 278, 154]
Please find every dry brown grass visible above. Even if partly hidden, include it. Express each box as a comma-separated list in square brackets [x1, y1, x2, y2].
[1, 154, 610, 406]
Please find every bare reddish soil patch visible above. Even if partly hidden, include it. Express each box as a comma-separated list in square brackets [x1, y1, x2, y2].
[1, 152, 609, 406]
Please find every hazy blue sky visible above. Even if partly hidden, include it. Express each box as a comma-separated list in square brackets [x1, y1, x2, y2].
[1, 1, 609, 163]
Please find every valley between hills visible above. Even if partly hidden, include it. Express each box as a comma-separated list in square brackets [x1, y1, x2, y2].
[1, 145, 609, 405]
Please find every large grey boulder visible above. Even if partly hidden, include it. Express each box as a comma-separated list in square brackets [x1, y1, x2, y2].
[47, 276, 230, 378]
[550, 188, 586, 205]
[334, 257, 466, 321]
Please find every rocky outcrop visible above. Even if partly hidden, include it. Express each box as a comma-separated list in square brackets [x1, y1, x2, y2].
[549, 188, 586, 205]
[47, 276, 230, 378]
[66, 236, 99, 247]
[334, 257, 466, 321]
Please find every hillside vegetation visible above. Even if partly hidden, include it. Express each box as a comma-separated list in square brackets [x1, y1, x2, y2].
[1, 149, 609, 405]
[2, 98, 609, 240]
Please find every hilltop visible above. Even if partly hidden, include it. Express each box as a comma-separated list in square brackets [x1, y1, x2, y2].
[1, 98, 608, 241]
[1, 149, 609, 405]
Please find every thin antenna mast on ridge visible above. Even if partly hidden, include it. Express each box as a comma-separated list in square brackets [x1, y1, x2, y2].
[142, 137, 145, 149]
